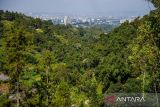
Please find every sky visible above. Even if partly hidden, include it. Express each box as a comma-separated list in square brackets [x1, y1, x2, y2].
[0, 0, 155, 17]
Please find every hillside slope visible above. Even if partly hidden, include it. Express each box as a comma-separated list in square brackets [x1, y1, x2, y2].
[0, 0, 160, 106]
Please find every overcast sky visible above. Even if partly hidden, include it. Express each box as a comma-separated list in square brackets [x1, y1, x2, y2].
[0, 0, 154, 16]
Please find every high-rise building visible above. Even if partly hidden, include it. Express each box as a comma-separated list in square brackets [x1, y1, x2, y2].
[64, 16, 71, 25]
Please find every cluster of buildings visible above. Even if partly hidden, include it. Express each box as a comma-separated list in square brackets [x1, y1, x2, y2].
[26, 12, 137, 27]
[50, 16, 137, 27]
[52, 16, 136, 27]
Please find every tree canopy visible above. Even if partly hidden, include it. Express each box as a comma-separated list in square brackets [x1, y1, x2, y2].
[0, 1, 160, 106]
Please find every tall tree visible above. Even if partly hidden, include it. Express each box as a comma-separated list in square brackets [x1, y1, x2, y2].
[4, 25, 30, 106]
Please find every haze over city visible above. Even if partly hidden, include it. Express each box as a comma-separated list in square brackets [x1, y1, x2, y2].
[0, 0, 155, 17]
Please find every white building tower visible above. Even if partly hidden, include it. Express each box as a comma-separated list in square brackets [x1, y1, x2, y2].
[64, 16, 71, 26]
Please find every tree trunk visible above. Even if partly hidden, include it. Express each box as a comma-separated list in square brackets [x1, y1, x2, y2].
[142, 71, 145, 98]
[46, 66, 49, 107]
[16, 82, 19, 107]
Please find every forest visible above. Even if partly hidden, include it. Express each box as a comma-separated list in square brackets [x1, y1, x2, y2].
[0, 0, 160, 106]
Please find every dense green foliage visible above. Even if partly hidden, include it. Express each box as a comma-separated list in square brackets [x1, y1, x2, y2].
[0, 0, 160, 106]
